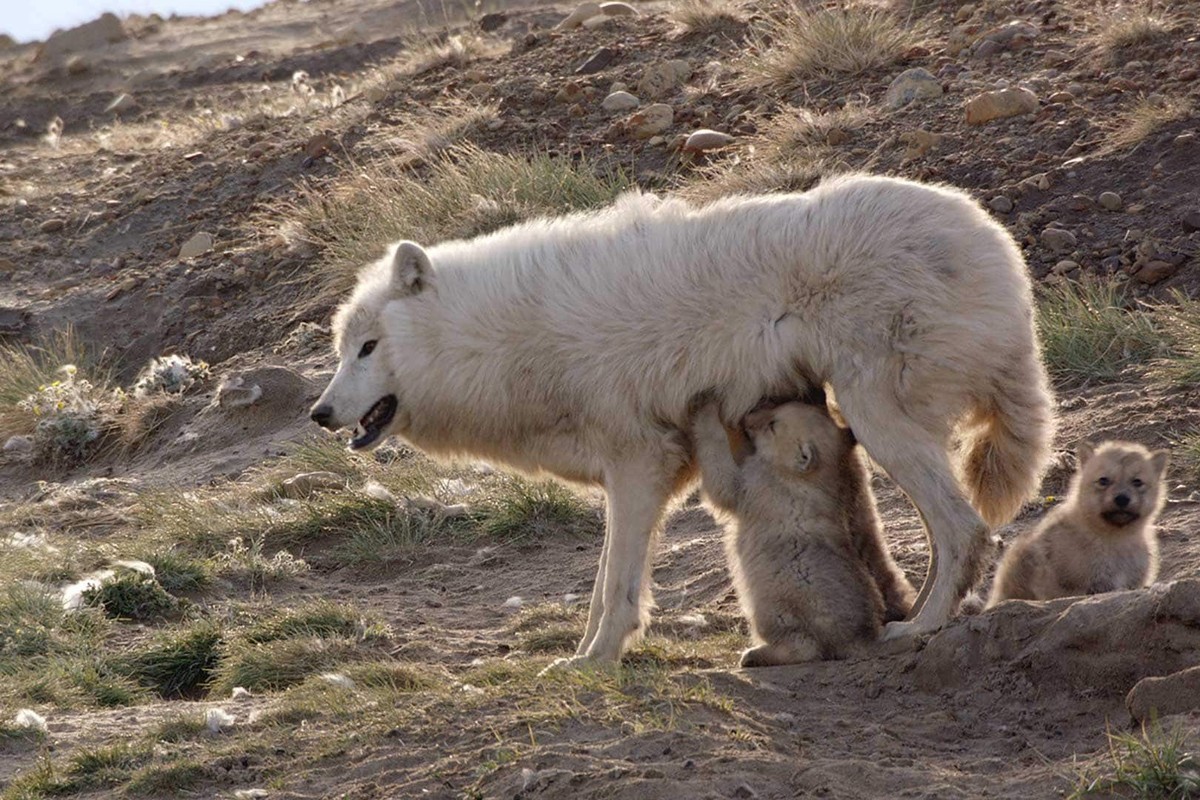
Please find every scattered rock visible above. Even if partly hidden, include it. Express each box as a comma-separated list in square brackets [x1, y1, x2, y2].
[0, 306, 29, 334]
[732, 784, 758, 799]
[682, 128, 734, 153]
[600, 1, 638, 14]
[555, 81, 584, 103]
[215, 374, 263, 408]
[1046, 90, 1074, 104]
[37, 12, 127, 62]
[1127, 665, 1200, 723]
[39, 218, 66, 233]
[1182, 210, 1200, 233]
[637, 62, 688, 100]
[503, 595, 524, 610]
[988, 196, 1013, 213]
[0, 258, 15, 273]
[1052, 260, 1079, 275]
[179, 231, 215, 259]
[3, 436, 33, 454]
[602, 90, 640, 112]
[627, 103, 673, 139]
[884, 67, 943, 109]
[557, 2, 602, 29]
[576, 47, 617, 75]
[104, 93, 137, 114]
[205, 708, 235, 733]
[973, 19, 1038, 55]
[900, 129, 943, 160]
[478, 12, 507, 31]
[304, 132, 335, 161]
[964, 87, 1038, 125]
[1134, 260, 1178, 285]
[1098, 191, 1123, 212]
[1040, 227, 1077, 253]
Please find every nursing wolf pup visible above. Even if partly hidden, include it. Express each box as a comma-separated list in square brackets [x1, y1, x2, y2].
[693, 401, 904, 665]
[989, 441, 1168, 605]
[311, 173, 1055, 666]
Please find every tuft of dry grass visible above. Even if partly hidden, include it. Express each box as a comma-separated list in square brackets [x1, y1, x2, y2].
[1105, 95, 1193, 151]
[681, 154, 842, 205]
[1071, 721, 1200, 799]
[1092, 10, 1174, 63]
[401, 31, 507, 76]
[757, 104, 871, 158]
[290, 143, 632, 293]
[0, 329, 109, 441]
[670, 0, 743, 34]
[741, 2, 921, 89]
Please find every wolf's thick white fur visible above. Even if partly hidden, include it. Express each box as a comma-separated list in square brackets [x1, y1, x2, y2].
[316, 173, 1055, 664]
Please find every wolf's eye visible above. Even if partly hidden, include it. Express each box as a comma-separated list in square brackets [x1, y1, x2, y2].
[358, 340, 377, 358]
[1132, 478, 1144, 488]
[1097, 477, 1111, 488]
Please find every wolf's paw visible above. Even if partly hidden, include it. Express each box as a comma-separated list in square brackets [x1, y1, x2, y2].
[537, 655, 608, 677]
[880, 619, 939, 641]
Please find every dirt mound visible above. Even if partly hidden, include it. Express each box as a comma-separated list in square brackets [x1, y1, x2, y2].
[917, 579, 1200, 700]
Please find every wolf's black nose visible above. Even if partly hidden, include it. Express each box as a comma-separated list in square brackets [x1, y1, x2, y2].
[310, 404, 334, 429]
[1114, 494, 1130, 508]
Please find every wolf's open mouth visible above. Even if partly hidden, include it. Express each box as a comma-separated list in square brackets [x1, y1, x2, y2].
[349, 395, 398, 450]
[1102, 509, 1139, 527]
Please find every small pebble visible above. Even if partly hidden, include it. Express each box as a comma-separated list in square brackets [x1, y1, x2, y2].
[1098, 191, 1122, 212]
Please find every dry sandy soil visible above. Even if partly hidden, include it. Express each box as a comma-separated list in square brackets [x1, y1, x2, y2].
[2, 0, 1200, 797]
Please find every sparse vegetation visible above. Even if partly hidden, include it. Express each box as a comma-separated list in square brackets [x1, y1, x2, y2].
[211, 636, 369, 693]
[292, 143, 633, 291]
[401, 31, 507, 76]
[670, 0, 742, 34]
[741, 3, 921, 89]
[1106, 95, 1194, 151]
[1093, 10, 1174, 63]
[479, 477, 600, 541]
[120, 621, 224, 698]
[82, 569, 178, 621]
[1037, 278, 1166, 385]
[1073, 722, 1200, 799]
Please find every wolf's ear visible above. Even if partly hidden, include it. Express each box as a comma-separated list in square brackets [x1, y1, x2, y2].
[794, 442, 818, 473]
[1076, 441, 1095, 467]
[391, 241, 431, 296]
[1150, 449, 1170, 478]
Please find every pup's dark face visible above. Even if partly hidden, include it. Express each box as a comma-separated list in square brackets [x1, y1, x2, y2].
[1074, 441, 1169, 529]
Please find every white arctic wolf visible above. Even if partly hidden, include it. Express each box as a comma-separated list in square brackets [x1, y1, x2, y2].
[311, 173, 1055, 664]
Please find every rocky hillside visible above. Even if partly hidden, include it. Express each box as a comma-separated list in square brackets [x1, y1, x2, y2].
[2, 0, 1200, 797]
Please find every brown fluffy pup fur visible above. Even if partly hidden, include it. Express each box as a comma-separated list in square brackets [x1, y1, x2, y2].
[988, 440, 1168, 606]
[693, 401, 914, 667]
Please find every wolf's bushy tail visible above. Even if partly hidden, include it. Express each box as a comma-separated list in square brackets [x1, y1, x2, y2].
[960, 352, 1055, 527]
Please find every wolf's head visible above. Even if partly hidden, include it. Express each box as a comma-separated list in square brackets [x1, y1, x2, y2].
[310, 241, 431, 450]
[744, 401, 849, 480]
[1071, 440, 1169, 530]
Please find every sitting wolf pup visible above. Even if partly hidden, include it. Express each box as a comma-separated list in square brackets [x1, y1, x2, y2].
[988, 440, 1168, 605]
[693, 401, 914, 666]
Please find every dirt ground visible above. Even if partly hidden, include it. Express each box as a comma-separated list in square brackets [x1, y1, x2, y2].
[3, 0, 1200, 797]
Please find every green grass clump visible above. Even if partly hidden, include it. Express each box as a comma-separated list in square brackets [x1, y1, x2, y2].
[1037, 278, 1166, 385]
[82, 570, 177, 621]
[212, 637, 368, 694]
[1072, 722, 1200, 799]
[479, 478, 600, 541]
[138, 549, 210, 593]
[120, 621, 223, 698]
[242, 600, 390, 645]
[125, 759, 207, 796]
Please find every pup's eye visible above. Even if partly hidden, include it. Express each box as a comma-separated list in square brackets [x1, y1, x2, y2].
[358, 340, 377, 358]
[768, 420, 777, 433]
[1132, 478, 1144, 488]
[1097, 477, 1111, 488]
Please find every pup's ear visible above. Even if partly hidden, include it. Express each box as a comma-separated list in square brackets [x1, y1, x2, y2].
[1150, 449, 1170, 479]
[1076, 441, 1095, 467]
[794, 442, 818, 473]
[391, 241, 431, 296]
[744, 408, 776, 435]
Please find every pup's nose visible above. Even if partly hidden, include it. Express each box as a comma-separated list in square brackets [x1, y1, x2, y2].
[310, 404, 334, 429]
[1114, 494, 1131, 508]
